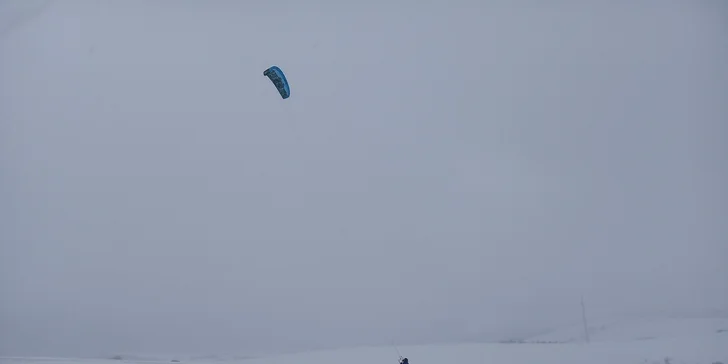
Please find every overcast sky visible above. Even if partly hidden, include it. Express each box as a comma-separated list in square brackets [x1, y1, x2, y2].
[1, 0, 726, 358]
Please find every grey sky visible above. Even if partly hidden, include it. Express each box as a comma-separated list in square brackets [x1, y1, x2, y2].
[1, 0, 726, 358]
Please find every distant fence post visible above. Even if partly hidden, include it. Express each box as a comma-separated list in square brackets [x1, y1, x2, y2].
[581, 295, 590, 344]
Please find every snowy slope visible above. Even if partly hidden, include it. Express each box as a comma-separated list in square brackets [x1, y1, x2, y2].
[3, 319, 727, 364]
[527, 317, 728, 343]
[230, 334, 727, 364]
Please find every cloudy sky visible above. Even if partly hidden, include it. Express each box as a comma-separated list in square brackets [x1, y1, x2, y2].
[1, 0, 726, 358]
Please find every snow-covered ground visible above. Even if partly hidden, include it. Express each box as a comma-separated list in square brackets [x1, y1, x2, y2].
[2, 318, 727, 364]
[527, 317, 728, 343]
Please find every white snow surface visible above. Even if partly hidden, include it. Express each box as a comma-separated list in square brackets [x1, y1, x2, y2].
[528, 317, 728, 343]
[2, 318, 727, 364]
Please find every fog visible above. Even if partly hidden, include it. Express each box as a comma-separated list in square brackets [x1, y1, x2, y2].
[1, 0, 726, 358]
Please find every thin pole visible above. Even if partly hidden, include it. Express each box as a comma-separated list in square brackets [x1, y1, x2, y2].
[581, 295, 590, 344]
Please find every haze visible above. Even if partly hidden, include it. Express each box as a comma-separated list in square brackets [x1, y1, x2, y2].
[1, 0, 726, 359]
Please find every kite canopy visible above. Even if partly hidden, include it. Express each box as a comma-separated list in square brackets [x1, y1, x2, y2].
[263, 66, 290, 99]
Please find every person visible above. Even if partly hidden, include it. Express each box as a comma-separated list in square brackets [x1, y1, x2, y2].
[400, 358, 409, 364]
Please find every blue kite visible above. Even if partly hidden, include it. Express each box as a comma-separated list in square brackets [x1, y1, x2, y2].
[263, 66, 290, 99]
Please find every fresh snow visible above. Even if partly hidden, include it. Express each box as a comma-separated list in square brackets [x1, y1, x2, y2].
[2, 318, 726, 364]
[527, 317, 728, 343]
